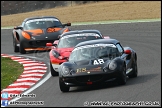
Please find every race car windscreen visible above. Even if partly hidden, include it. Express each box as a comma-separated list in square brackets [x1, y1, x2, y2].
[23, 18, 63, 30]
[57, 33, 103, 48]
[69, 43, 121, 61]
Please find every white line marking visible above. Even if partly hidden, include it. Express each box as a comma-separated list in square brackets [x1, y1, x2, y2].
[24, 67, 47, 70]
[19, 61, 39, 64]
[9, 82, 35, 86]
[23, 70, 47, 73]
[1, 56, 12, 57]
[16, 78, 41, 81]
[2, 88, 28, 91]
[12, 59, 32, 61]
[23, 63, 46, 66]
[24, 66, 47, 68]
[20, 74, 44, 77]
[10, 57, 23, 59]
[14, 55, 38, 59]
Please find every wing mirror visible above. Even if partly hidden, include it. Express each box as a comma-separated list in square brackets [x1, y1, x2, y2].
[64, 57, 69, 61]
[63, 23, 71, 26]
[67, 22, 71, 26]
[14, 26, 23, 30]
[124, 49, 131, 54]
[53, 40, 58, 47]
[54, 40, 58, 44]
[53, 44, 57, 47]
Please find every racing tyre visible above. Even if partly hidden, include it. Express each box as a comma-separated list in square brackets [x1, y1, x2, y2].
[50, 62, 58, 76]
[128, 60, 138, 78]
[13, 37, 19, 52]
[117, 66, 127, 85]
[59, 78, 70, 92]
[19, 42, 26, 54]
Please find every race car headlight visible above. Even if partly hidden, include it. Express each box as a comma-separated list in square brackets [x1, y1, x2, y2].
[62, 66, 70, 76]
[58, 56, 68, 60]
[108, 60, 117, 70]
[52, 50, 60, 58]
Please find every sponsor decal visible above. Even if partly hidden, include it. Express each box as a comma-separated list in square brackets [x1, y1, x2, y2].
[76, 67, 101, 73]
[73, 44, 116, 51]
[61, 33, 100, 39]
[76, 68, 87, 73]
[26, 18, 59, 23]
[47, 28, 61, 32]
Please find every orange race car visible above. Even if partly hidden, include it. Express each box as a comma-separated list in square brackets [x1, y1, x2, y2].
[12, 16, 71, 54]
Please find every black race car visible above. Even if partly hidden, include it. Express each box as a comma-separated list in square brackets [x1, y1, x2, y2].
[12, 16, 71, 54]
[58, 38, 138, 92]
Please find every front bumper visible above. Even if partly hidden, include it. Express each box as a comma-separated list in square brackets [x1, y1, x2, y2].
[52, 63, 60, 72]
[60, 71, 120, 87]
[20, 33, 59, 49]
[22, 40, 55, 48]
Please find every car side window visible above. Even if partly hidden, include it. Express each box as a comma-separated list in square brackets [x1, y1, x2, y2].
[116, 43, 124, 55]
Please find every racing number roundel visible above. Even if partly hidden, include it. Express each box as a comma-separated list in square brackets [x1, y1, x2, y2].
[93, 59, 104, 65]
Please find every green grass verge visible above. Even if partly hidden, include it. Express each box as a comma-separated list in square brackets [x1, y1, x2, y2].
[1, 57, 24, 91]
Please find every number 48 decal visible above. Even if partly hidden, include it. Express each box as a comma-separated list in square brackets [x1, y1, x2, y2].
[93, 59, 104, 65]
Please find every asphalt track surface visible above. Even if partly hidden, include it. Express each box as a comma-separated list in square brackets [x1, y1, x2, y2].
[1, 21, 161, 107]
